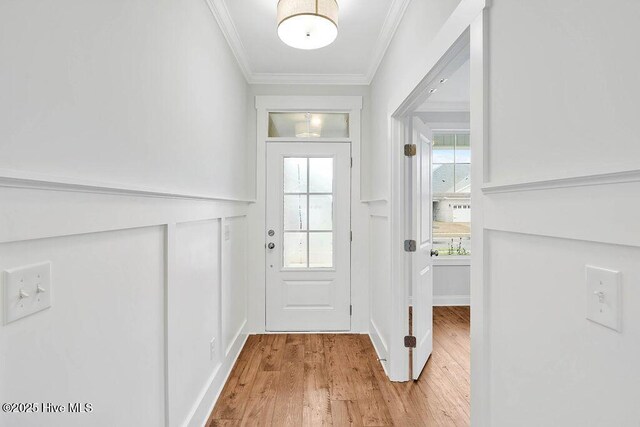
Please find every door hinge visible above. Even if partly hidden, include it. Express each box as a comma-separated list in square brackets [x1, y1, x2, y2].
[404, 144, 417, 157]
[404, 239, 417, 252]
[350, 231, 353, 242]
[404, 335, 417, 348]
[350, 157, 353, 168]
[350, 305, 353, 316]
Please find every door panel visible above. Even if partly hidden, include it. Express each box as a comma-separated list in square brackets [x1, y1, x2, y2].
[266, 142, 351, 331]
[411, 120, 434, 379]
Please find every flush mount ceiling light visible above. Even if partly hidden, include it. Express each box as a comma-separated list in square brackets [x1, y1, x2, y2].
[295, 113, 321, 137]
[277, 0, 339, 50]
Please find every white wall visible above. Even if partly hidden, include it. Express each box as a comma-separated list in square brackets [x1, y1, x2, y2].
[481, 0, 640, 425]
[0, 0, 249, 200]
[433, 263, 470, 306]
[368, 0, 463, 200]
[0, 0, 250, 426]
[364, 0, 463, 372]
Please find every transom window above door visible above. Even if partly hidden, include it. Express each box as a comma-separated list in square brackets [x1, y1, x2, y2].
[283, 157, 335, 269]
[269, 112, 349, 138]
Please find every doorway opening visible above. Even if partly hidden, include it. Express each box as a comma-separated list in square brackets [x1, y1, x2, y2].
[399, 37, 471, 384]
[250, 96, 364, 335]
[380, 5, 489, 422]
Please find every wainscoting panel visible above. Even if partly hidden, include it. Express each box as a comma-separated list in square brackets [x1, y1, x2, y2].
[368, 203, 391, 371]
[221, 216, 248, 357]
[479, 163, 640, 425]
[0, 226, 166, 427]
[0, 183, 250, 427]
[486, 229, 640, 426]
[170, 219, 221, 426]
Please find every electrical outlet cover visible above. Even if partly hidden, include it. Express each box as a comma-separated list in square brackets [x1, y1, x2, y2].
[3, 262, 52, 324]
[586, 265, 621, 331]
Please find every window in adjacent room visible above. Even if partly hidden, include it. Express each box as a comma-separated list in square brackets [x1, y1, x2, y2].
[432, 131, 471, 256]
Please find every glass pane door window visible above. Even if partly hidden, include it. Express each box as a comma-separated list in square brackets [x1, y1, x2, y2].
[265, 141, 351, 331]
[282, 157, 334, 268]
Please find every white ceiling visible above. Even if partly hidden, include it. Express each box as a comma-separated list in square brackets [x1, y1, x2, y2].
[418, 58, 470, 112]
[205, 0, 410, 85]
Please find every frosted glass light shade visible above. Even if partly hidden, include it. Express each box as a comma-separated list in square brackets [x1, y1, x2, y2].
[277, 0, 339, 50]
[294, 121, 321, 138]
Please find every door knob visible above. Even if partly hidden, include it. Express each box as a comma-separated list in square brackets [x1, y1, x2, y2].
[267, 243, 275, 250]
[430, 249, 439, 257]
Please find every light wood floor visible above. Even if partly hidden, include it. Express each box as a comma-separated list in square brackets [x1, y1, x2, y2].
[207, 306, 470, 426]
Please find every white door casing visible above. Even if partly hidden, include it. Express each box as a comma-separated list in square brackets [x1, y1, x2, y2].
[382, 6, 487, 423]
[266, 142, 351, 331]
[410, 118, 434, 379]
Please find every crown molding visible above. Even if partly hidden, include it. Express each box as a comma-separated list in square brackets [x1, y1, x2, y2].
[364, 0, 411, 84]
[203, 0, 252, 82]
[204, 0, 410, 86]
[250, 73, 369, 86]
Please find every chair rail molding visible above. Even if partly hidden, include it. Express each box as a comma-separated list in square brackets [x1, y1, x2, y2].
[482, 168, 640, 194]
[0, 168, 255, 203]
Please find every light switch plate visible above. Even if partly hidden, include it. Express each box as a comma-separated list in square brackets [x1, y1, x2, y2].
[586, 265, 620, 331]
[3, 262, 52, 324]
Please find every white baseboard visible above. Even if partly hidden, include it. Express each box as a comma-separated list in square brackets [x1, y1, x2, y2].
[368, 319, 389, 376]
[433, 295, 470, 306]
[225, 320, 247, 358]
[186, 330, 248, 427]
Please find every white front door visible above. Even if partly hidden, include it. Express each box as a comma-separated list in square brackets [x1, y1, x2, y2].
[265, 142, 351, 332]
[410, 119, 434, 379]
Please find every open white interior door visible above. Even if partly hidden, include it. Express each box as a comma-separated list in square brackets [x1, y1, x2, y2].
[409, 117, 434, 380]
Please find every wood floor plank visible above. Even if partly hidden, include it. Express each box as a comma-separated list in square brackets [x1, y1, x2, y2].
[392, 380, 448, 426]
[209, 307, 470, 426]
[431, 344, 470, 402]
[208, 420, 241, 427]
[271, 342, 305, 426]
[434, 309, 471, 352]
[240, 371, 279, 426]
[323, 334, 357, 401]
[209, 358, 249, 421]
[419, 379, 465, 426]
[210, 336, 265, 421]
[285, 333, 305, 346]
[330, 400, 364, 426]
[260, 334, 287, 371]
[447, 306, 470, 324]
[433, 314, 471, 375]
[342, 335, 393, 426]
[303, 335, 332, 426]
[420, 355, 470, 422]
[371, 361, 431, 425]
